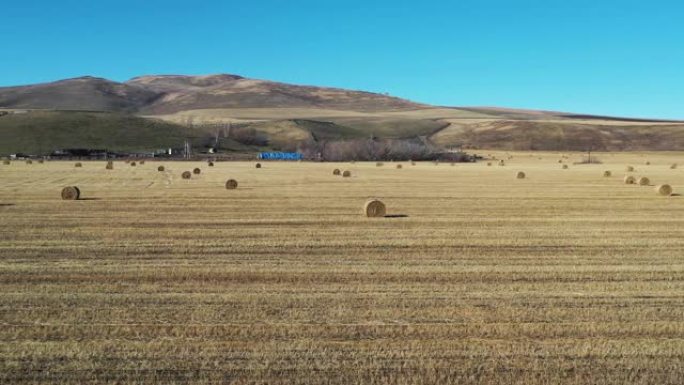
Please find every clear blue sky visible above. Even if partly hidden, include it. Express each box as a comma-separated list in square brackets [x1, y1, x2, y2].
[1, 0, 682, 119]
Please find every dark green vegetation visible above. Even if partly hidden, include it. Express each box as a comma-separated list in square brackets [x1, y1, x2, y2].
[0, 110, 193, 154]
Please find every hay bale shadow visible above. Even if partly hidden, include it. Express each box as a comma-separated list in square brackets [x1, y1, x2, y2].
[671, 193, 682, 197]
[0, 203, 14, 207]
[78, 198, 101, 201]
[384, 214, 409, 218]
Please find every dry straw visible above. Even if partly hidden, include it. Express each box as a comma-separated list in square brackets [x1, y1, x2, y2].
[516, 171, 526, 179]
[225, 179, 238, 189]
[61, 186, 80, 200]
[333, 169, 341, 176]
[603, 171, 612, 177]
[342, 170, 351, 177]
[624, 175, 636, 184]
[256, 163, 262, 168]
[364, 199, 386, 218]
[157, 166, 165, 172]
[637, 177, 650, 186]
[181, 171, 192, 179]
[656, 184, 673, 196]
[75, 162, 82, 168]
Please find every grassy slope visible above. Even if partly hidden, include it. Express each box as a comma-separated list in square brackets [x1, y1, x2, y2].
[0, 110, 197, 155]
[2, 157, 684, 384]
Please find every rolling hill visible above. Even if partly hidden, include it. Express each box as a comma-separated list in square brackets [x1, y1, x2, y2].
[1, 74, 684, 154]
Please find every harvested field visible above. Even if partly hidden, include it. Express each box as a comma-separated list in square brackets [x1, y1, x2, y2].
[1, 152, 684, 384]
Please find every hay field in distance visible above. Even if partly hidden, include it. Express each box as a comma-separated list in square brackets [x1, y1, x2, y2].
[2, 152, 684, 384]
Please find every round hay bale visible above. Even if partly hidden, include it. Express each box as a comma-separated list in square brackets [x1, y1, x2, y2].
[74, 162, 82, 168]
[558, 160, 563, 163]
[626, 166, 635, 172]
[624, 175, 636, 184]
[140, 160, 145, 165]
[38, 159, 44, 164]
[645, 161, 651, 165]
[656, 184, 673, 196]
[342, 170, 351, 177]
[208, 161, 214, 167]
[256, 163, 262, 169]
[637, 177, 650, 186]
[411, 161, 416, 166]
[396, 164, 403, 169]
[333, 168, 341, 176]
[487, 162, 492, 166]
[562, 164, 568, 169]
[499, 160, 505, 166]
[181, 171, 192, 179]
[671, 163, 678, 169]
[130, 161, 136, 167]
[2, 160, 10, 165]
[157, 166, 165, 172]
[603, 170, 612, 177]
[364, 199, 386, 218]
[26, 160, 33, 165]
[193, 168, 201, 175]
[61, 186, 80, 200]
[376, 162, 384, 167]
[516, 171, 526, 179]
[225, 179, 238, 190]
[105, 161, 114, 170]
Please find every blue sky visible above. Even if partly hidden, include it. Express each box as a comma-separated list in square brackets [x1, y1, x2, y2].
[1, 0, 683, 119]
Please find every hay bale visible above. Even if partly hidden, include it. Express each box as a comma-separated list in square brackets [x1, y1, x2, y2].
[376, 162, 384, 167]
[333, 168, 341, 176]
[256, 163, 262, 169]
[38, 159, 44, 164]
[516, 171, 526, 179]
[637, 177, 650, 186]
[140, 160, 145, 165]
[208, 162, 214, 167]
[656, 184, 673, 196]
[603, 170, 612, 177]
[181, 171, 192, 179]
[105, 161, 114, 170]
[645, 161, 651, 165]
[411, 161, 416, 166]
[626, 166, 635, 172]
[130, 161, 136, 167]
[3, 160, 10, 165]
[157, 166, 165, 172]
[396, 164, 403, 169]
[193, 168, 201, 175]
[364, 199, 386, 218]
[499, 160, 505, 166]
[25, 160, 32, 165]
[487, 162, 492, 166]
[61, 186, 80, 200]
[624, 175, 636, 184]
[225, 179, 238, 189]
[342, 170, 351, 177]
[558, 160, 563, 163]
[74, 162, 82, 168]
[671, 163, 678, 169]
[562, 164, 568, 169]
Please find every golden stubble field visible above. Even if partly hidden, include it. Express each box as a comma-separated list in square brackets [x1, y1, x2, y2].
[1, 152, 684, 384]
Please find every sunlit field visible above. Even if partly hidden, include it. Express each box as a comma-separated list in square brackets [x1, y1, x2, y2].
[2, 152, 684, 384]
